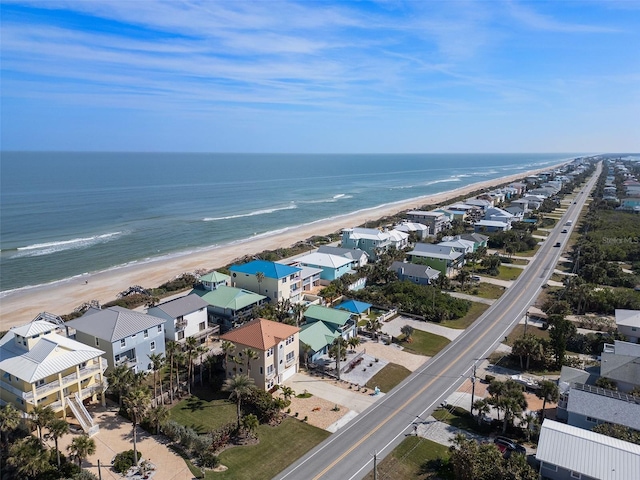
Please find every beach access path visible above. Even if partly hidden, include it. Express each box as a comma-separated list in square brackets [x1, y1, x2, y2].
[1, 163, 567, 330]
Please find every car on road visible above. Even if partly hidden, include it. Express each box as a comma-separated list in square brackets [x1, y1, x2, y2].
[554, 242, 561, 247]
[494, 437, 526, 456]
[561, 229, 567, 233]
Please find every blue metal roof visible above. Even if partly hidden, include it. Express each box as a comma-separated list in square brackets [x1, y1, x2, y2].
[335, 299, 372, 314]
[229, 259, 301, 279]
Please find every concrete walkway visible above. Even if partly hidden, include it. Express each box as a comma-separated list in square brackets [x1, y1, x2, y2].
[474, 275, 514, 288]
[382, 316, 463, 341]
[448, 291, 495, 305]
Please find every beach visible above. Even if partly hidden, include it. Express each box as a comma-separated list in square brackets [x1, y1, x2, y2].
[0, 164, 564, 329]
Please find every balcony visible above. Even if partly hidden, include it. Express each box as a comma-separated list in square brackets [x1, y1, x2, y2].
[116, 356, 137, 367]
[175, 319, 188, 331]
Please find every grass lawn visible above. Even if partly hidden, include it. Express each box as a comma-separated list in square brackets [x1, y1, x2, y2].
[362, 437, 450, 480]
[396, 329, 450, 356]
[492, 265, 522, 281]
[443, 302, 489, 329]
[467, 282, 505, 300]
[366, 363, 412, 392]
[500, 258, 529, 266]
[169, 388, 237, 433]
[515, 245, 540, 257]
[432, 406, 491, 435]
[211, 418, 331, 479]
[532, 230, 549, 237]
[505, 324, 550, 345]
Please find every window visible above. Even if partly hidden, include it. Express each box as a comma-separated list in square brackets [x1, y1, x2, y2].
[199, 322, 206, 331]
[157, 325, 162, 332]
[144, 329, 149, 338]
[79, 362, 87, 369]
[120, 339, 126, 348]
[115, 354, 120, 362]
[36, 379, 45, 387]
[586, 416, 597, 423]
[177, 331, 185, 340]
[150, 341, 156, 351]
[266, 364, 274, 375]
[266, 347, 274, 357]
[286, 351, 295, 363]
[95, 337, 100, 347]
[286, 335, 294, 345]
[260, 367, 263, 375]
[571, 472, 581, 479]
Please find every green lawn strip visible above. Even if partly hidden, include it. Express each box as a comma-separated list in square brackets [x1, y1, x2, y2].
[443, 302, 489, 329]
[515, 245, 539, 257]
[169, 389, 237, 433]
[366, 363, 412, 392]
[466, 282, 506, 300]
[396, 329, 450, 356]
[362, 437, 450, 480]
[499, 257, 529, 266]
[532, 230, 549, 237]
[505, 324, 550, 345]
[211, 418, 330, 480]
[491, 265, 522, 281]
[432, 406, 490, 435]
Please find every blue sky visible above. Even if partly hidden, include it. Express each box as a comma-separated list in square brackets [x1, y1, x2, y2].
[1, 1, 639, 153]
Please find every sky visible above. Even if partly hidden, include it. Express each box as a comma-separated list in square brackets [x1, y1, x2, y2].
[1, 0, 639, 153]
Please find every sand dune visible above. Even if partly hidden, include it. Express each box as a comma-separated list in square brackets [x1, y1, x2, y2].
[0, 164, 563, 329]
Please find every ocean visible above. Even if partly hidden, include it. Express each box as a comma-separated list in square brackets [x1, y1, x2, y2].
[0, 152, 579, 293]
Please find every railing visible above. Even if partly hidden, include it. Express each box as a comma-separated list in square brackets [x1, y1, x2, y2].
[573, 382, 640, 404]
[116, 356, 137, 366]
[67, 392, 99, 436]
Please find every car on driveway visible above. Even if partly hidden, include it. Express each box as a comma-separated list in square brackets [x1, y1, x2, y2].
[494, 436, 526, 456]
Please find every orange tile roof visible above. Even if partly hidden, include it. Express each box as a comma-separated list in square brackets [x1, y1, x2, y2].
[220, 318, 300, 351]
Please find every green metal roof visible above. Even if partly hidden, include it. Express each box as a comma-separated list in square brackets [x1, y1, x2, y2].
[192, 286, 265, 311]
[299, 321, 339, 353]
[199, 271, 230, 283]
[304, 304, 352, 327]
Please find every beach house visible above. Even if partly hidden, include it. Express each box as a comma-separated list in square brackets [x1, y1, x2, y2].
[192, 285, 266, 332]
[387, 228, 410, 250]
[220, 318, 300, 390]
[66, 307, 166, 374]
[437, 237, 475, 258]
[340, 227, 392, 260]
[615, 309, 640, 343]
[198, 271, 230, 291]
[473, 219, 511, 233]
[458, 233, 489, 252]
[404, 211, 450, 237]
[407, 243, 464, 277]
[389, 261, 440, 285]
[148, 293, 218, 345]
[229, 259, 302, 303]
[295, 251, 354, 282]
[393, 221, 430, 240]
[483, 206, 515, 224]
[316, 245, 369, 269]
[0, 315, 107, 433]
[299, 305, 356, 363]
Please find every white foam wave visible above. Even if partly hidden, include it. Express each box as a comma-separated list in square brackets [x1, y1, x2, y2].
[300, 194, 354, 204]
[424, 178, 461, 186]
[203, 204, 297, 222]
[12, 232, 124, 258]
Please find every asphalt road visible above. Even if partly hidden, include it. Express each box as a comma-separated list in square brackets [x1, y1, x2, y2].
[275, 163, 601, 480]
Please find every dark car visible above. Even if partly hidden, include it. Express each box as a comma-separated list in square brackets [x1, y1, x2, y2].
[554, 242, 561, 247]
[494, 437, 526, 455]
[561, 229, 567, 233]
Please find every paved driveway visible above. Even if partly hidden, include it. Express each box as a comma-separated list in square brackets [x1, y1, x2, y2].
[382, 316, 463, 341]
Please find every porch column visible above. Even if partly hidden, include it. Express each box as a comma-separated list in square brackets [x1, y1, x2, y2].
[58, 372, 66, 418]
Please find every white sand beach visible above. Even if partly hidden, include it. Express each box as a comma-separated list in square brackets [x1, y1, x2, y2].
[0, 163, 564, 329]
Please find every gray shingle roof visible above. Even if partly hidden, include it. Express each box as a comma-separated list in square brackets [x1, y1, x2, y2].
[567, 385, 640, 430]
[151, 294, 208, 319]
[389, 261, 440, 280]
[66, 307, 165, 342]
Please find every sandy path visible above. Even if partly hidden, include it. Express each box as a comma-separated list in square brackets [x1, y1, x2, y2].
[0, 164, 564, 329]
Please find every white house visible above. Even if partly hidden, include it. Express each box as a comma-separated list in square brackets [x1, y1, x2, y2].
[148, 293, 216, 344]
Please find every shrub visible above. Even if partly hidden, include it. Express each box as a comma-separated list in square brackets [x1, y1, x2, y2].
[198, 451, 220, 469]
[485, 375, 495, 383]
[113, 450, 142, 474]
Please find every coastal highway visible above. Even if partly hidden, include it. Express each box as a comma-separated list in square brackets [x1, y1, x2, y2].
[275, 163, 601, 480]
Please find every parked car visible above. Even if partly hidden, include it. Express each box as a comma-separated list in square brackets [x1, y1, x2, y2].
[494, 436, 526, 455]
[470, 275, 481, 282]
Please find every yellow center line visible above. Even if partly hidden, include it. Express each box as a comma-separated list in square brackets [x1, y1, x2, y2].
[312, 266, 543, 479]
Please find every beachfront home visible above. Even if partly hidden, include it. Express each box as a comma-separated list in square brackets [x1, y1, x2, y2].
[316, 245, 369, 269]
[393, 221, 429, 240]
[437, 237, 475, 257]
[300, 305, 355, 363]
[504, 205, 525, 220]
[66, 307, 166, 374]
[297, 265, 323, 292]
[536, 419, 640, 480]
[295, 251, 354, 282]
[340, 227, 392, 260]
[220, 318, 300, 390]
[389, 261, 440, 285]
[388, 229, 410, 250]
[484, 207, 515, 224]
[615, 309, 640, 343]
[464, 198, 492, 211]
[192, 285, 266, 332]
[473, 219, 511, 233]
[229, 259, 302, 303]
[407, 243, 464, 277]
[599, 340, 640, 394]
[458, 233, 489, 252]
[405, 211, 450, 237]
[198, 271, 230, 291]
[334, 299, 372, 319]
[0, 315, 107, 433]
[148, 293, 218, 345]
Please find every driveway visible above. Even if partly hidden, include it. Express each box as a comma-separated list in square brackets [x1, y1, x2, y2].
[382, 316, 463, 341]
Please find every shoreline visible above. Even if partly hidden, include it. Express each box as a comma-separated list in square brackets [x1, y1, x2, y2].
[0, 163, 566, 328]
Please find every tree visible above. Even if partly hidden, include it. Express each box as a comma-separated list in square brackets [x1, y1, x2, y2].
[328, 337, 348, 380]
[174, 350, 186, 398]
[488, 379, 527, 433]
[196, 345, 208, 387]
[472, 398, 491, 425]
[280, 386, 295, 402]
[548, 315, 576, 368]
[29, 404, 55, 443]
[455, 269, 471, 290]
[299, 342, 311, 369]
[48, 418, 69, 468]
[400, 324, 414, 342]
[593, 423, 640, 445]
[255, 271, 265, 295]
[165, 340, 180, 403]
[481, 255, 501, 276]
[67, 434, 96, 468]
[292, 302, 306, 327]
[595, 376, 618, 391]
[221, 340, 236, 370]
[242, 348, 260, 377]
[536, 380, 559, 420]
[7, 436, 51, 478]
[366, 318, 382, 341]
[185, 336, 199, 394]
[107, 363, 134, 407]
[521, 412, 538, 442]
[511, 334, 543, 371]
[147, 405, 170, 435]
[241, 413, 259, 438]
[448, 433, 504, 480]
[222, 374, 255, 429]
[347, 336, 361, 351]
[123, 388, 151, 467]
[148, 352, 165, 405]
[0, 403, 21, 451]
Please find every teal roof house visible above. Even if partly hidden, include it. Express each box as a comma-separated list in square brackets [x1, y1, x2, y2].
[300, 305, 356, 363]
[192, 285, 266, 332]
[229, 260, 302, 303]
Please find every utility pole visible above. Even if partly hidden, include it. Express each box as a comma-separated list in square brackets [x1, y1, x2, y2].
[524, 312, 529, 336]
[373, 451, 378, 480]
[470, 364, 477, 415]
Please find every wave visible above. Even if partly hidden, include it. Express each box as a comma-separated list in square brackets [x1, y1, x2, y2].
[424, 178, 461, 186]
[299, 194, 354, 204]
[10, 232, 124, 258]
[203, 204, 297, 222]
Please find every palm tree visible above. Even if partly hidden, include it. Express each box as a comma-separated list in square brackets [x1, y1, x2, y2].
[328, 337, 348, 380]
[347, 336, 361, 351]
[366, 318, 382, 341]
[146, 405, 170, 435]
[280, 386, 295, 402]
[107, 363, 134, 407]
[299, 342, 312, 369]
[292, 303, 305, 327]
[536, 380, 559, 419]
[30, 404, 55, 443]
[48, 418, 69, 468]
[241, 413, 259, 438]
[185, 337, 198, 394]
[221, 340, 235, 370]
[400, 324, 414, 342]
[455, 269, 471, 290]
[148, 352, 165, 405]
[472, 399, 491, 425]
[255, 271, 265, 295]
[222, 374, 255, 429]
[511, 334, 543, 371]
[123, 388, 151, 467]
[521, 412, 538, 441]
[8, 436, 51, 478]
[0, 403, 22, 451]
[242, 348, 259, 377]
[174, 350, 186, 398]
[165, 340, 180, 403]
[196, 345, 208, 387]
[67, 434, 96, 468]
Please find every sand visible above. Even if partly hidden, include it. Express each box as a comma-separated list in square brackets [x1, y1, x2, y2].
[0, 163, 565, 329]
